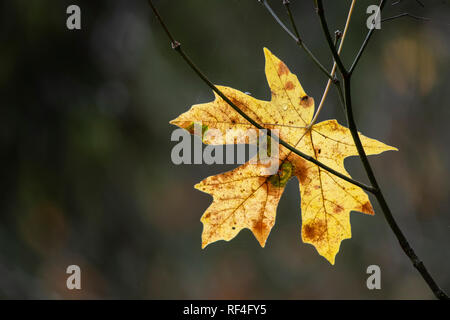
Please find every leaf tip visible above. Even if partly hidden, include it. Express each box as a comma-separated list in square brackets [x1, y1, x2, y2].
[263, 47, 274, 62]
[258, 239, 267, 248]
[194, 182, 208, 194]
[323, 250, 337, 265]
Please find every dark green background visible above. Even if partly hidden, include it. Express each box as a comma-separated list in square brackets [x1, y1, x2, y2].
[0, 0, 449, 299]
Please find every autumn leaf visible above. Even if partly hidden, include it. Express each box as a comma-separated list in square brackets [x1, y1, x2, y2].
[170, 48, 397, 264]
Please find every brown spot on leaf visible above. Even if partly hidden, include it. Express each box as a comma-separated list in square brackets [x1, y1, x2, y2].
[303, 220, 327, 242]
[300, 95, 314, 108]
[293, 158, 308, 184]
[329, 120, 346, 133]
[285, 81, 294, 90]
[252, 219, 269, 246]
[329, 121, 338, 130]
[186, 125, 195, 135]
[277, 61, 289, 76]
[253, 220, 266, 232]
[361, 201, 374, 215]
[333, 204, 344, 214]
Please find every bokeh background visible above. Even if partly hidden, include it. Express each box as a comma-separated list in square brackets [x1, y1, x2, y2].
[0, 0, 449, 299]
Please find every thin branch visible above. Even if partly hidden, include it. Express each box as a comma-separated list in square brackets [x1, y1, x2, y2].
[349, 0, 387, 75]
[382, 12, 430, 23]
[308, 0, 356, 129]
[392, 0, 424, 7]
[318, 0, 449, 300]
[147, 0, 374, 193]
[314, 0, 347, 76]
[283, 0, 301, 40]
[259, 0, 297, 40]
[382, 13, 450, 27]
[342, 75, 449, 301]
[259, 0, 334, 81]
[334, 77, 346, 112]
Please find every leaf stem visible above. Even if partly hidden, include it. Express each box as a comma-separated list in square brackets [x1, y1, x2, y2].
[146, 0, 375, 193]
[308, 0, 356, 129]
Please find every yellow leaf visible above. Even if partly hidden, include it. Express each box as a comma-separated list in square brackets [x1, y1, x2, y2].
[170, 48, 397, 264]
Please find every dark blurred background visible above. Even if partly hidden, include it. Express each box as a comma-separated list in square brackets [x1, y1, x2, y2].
[0, 0, 449, 299]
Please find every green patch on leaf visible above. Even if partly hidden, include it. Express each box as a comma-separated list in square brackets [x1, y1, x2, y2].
[186, 122, 209, 138]
[268, 162, 293, 187]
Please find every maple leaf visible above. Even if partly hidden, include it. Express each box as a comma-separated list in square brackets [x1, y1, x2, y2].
[170, 48, 397, 264]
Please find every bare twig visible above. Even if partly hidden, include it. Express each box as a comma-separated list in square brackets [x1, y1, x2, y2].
[349, 0, 386, 75]
[314, 0, 347, 76]
[392, 0, 425, 7]
[282, 0, 301, 40]
[316, 0, 449, 300]
[382, 13, 450, 27]
[342, 76, 449, 301]
[259, 0, 334, 81]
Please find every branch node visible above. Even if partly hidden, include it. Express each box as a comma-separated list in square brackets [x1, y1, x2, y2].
[332, 75, 339, 85]
[171, 41, 181, 50]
